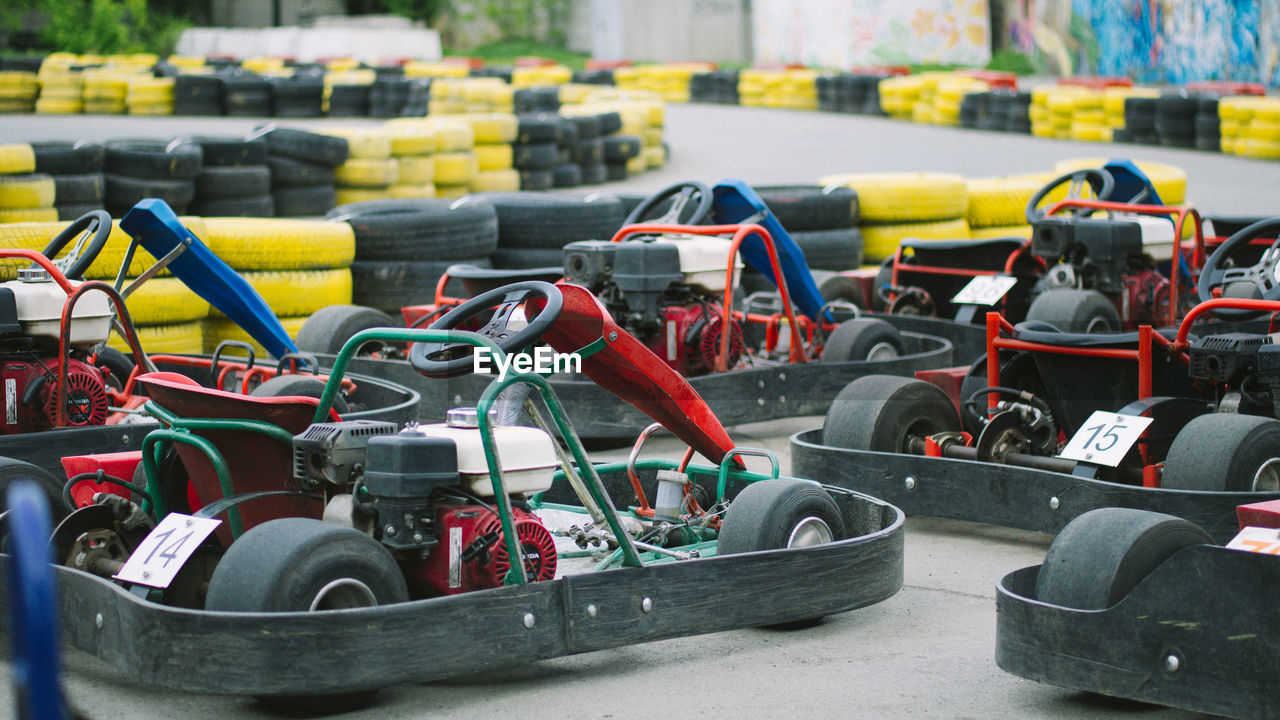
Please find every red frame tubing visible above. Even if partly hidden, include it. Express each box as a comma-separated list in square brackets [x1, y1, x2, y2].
[1042, 198, 1205, 328]
[887, 240, 1046, 314]
[611, 222, 807, 368]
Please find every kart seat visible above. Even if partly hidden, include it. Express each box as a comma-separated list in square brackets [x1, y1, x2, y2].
[1011, 322, 1184, 348]
[136, 372, 335, 541]
[902, 237, 1025, 253]
[901, 237, 1031, 273]
[446, 263, 564, 298]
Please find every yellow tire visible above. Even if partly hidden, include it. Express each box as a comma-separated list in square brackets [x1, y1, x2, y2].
[201, 315, 307, 356]
[819, 172, 969, 223]
[396, 155, 435, 185]
[643, 144, 666, 169]
[387, 182, 436, 199]
[469, 168, 520, 192]
[334, 187, 390, 204]
[201, 218, 355, 271]
[35, 98, 83, 114]
[643, 127, 664, 147]
[108, 321, 203, 355]
[969, 224, 1032, 240]
[322, 128, 391, 159]
[965, 174, 1053, 228]
[119, 276, 209, 325]
[207, 268, 351, 319]
[126, 103, 172, 116]
[861, 218, 971, 262]
[1245, 121, 1280, 142]
[388, 127, 440, 156]
[1240, 138, 1280, 160]
[1053, 157, 1187, 205]
[626, 155, 647, 174]
[434, 151, 478, 186]
[0, 173, 55, 209]
[474, 143, 513, 171]
[0, 208, 57, 222]
[434, 184, 470, 199]
[456, 113, 517, 144]
[335, 158, 399, 188]
[386, 117, 474, 151]
[0, 218, 202, 280]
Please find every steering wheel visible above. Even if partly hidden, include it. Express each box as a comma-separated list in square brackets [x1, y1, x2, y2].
[409, 281, 564, 378]
[1024, 169, 1116, 223]
[1196, 217, 1280, 320]
[40, 210, 112, 280]
[622, 181, 714, 227]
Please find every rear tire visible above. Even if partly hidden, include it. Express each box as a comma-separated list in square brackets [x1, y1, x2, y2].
[1161, 413, 1280, 491]
[821, 318, 904, 362]
[1025, 289, 1121, 333]
[295, 305, 397, 355]
[822, 375, 960, 452]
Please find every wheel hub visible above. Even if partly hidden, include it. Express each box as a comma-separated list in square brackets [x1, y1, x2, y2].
[787, 516, 834, 547]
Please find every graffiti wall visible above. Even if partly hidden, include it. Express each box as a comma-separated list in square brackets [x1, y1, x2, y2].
[1000, 0, 1280, 87]
[752, 0, 991, 69]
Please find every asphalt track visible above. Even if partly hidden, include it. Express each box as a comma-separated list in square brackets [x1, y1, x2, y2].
[0, 103, 1240, 719]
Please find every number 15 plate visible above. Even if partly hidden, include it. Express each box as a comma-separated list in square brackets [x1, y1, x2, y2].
[113, 512, 221, 589]
[1058, 411, 1153, 466]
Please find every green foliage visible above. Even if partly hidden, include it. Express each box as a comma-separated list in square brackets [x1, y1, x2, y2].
[0, 0, 191, 55]
[985, 49, 1037, 75]
[451, 39, 588, 69]
[377, 0, 446, 24]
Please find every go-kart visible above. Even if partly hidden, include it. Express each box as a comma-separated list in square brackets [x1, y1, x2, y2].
[997, 504, 1280, 718]
[792, 290, 1280, 543]
[297, 180, 955, 442]
[18, 266, 905, 708]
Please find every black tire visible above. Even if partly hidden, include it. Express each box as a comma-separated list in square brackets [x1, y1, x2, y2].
[604, 161, 627, 182]
[602, 134, 642, 161]
[31, 141, 104, 175]
[822, 318, 905, 362]
[569, 114, 601, 140]
[195, 165, 271, 200]
[189, 195, 274, 217]
[52, 173, 104, 205]
[1035, 508, 1211, 610]
[552, 163, 582, 188]
[272, 184, 336, 217]
[327, 198, 499, 262]
[718, 478, 846, 555]
[519, 169, 554, 191]
[578, 163, 607, 185]
[57, 203, 106, 221]
[104, 140, 203, 180]
[1161, 413, 1280, 492]
[259, 126, 350, 167]
[477, 192, 625, 249]
[174, 75, 224, 106]
[250, 374, 348, 413]
[573, 138, 604, 165]
[1024, 289, 1121, 333]
[512, 142, 558, 170]
[173, 99, 225, 117]
[267, 155, 335, 187]
[0, 456, 71, 521]
[812, 270, 864, 307]
[757, 185, 860, 230]
[596, 111, 622, 135]
[188, 135, 269, 167]
[351, 257, 492, 312]
[791, 227, 863, 270]
[104, 175, 196, 215]
[516, 113, 560, 144]
[489, 247, 563, 269]
[296, 305, 398, 355]
[92, 346, 136, 391]
[821, 375, 960, 451]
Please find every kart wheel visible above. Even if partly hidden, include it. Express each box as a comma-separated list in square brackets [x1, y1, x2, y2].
[295, 304, 397, 355]
[206, 520, 405, 713]
[821, 318, 904, 362]
[1161, 413, 1280, 491]
[0, 457, 69, 521]
[811, 270, 863, 307]
[250, 374, 349, 414]
[718, 479, 846, 628]
[822, 375, 960, 452]
[1024, 289, 1120, 333]
[1035, 508, 1211, 610]
[92, 346, 136, 391]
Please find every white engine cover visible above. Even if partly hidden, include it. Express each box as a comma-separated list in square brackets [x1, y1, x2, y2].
[1128, 215, 1177, 262]
[2, 276, 112, 347]
[651, 234, 743, 293]
[414, 422, 558, 496]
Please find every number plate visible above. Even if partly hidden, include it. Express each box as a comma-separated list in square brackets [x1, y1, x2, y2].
[1227, 526, 1280, 556]
[951, 275, 1018, 306]
[1058, 411, 1153, 466]
[113, 513, 221, 589]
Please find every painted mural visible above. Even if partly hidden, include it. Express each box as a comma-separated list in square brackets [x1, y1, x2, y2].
[1001, 0, 1280, 87]
[752, 0, 991, 69]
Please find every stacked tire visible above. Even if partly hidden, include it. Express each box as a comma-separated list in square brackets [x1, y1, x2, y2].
[386, 124, 437, 200]
[103, 139, 202, 217]
[327, 83, 371, 118]
[424, 119, 478, 198]
[564, 112, 608, 186]
[31, 141, 105, 221]
[1121, 96, 1159, 144]
[741, 186, 863, 295]
[327, 128, 398, 206]
[325, 198, 498, 312]
[482, 192, 625, 269]
[174, 74, 224, 116]
[1155, 92, 1197, 148]
[82, 71, 129, 115]
[221, 72, 272, 117]
[818, 172, 970, 262]
[0, 68, 39, 114]
[1194, 95, 1221, 152]
[270, 74, 324, 118]
[125, 77, 174, 116]
[260, 127, 347, 217]
[0, 143, 56, 223]
[35, 69, 82, 115]
[964, 174, 1048, 239]
[189, 136, 273, 217]
[514, 113, 559, 190]
[456, 113, 520, 193]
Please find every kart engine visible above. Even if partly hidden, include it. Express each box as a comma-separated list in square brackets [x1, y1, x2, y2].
[293, 410, 559, 597]
[0, 268, 114, 434]
[1031, 217, 1171, 325]
[563, 237, 744, 375]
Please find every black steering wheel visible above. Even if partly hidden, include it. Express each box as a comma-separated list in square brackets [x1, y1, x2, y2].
[40, 210, 112, 280]
[409, 281, 564, 378]
[622, 181, 714, 227]
[1196, 217, 1280, 320]
[1024, 168, 1116, 223]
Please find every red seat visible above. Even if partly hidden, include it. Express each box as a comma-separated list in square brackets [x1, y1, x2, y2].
[137, 373, 338, 543]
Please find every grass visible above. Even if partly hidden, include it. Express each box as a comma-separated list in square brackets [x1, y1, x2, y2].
[446, 39, 589, 69]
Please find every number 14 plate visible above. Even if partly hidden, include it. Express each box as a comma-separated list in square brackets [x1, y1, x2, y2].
[113, 512, 221, 589]
[1058, 411, 1153, 467]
